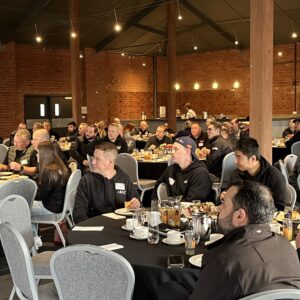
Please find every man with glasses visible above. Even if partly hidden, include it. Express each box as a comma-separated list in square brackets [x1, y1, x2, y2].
[73, 142, 140, 224]
[198, 121, 233, 179]
[158, 182, 300, 300]
[152, 136, 212, 201]
[223, 137, 288, 210]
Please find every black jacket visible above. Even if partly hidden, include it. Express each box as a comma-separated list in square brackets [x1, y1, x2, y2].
[190, 132, 210, 149]
[144, 135, 173, 149]
[282, 127, 294, 138]
[73, 167, 139, 224]
[190, 224, 300, 300]
[227, 156, 289, 210]
[206, 136, 233, 177]
[285, 131, 300, 152]
[88, 135, 128, 155]
[152, 160, 212, 201]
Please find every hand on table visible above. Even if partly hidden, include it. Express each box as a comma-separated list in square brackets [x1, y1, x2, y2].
[125, 198, 140, 209]
[0, 163, 8, 171]
[9, 162, 21, 171]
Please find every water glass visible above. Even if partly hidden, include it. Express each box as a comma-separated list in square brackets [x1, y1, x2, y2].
[151, 200, 160, 212]
[148, 211, 160, 244]
[134, 207, 145, 226]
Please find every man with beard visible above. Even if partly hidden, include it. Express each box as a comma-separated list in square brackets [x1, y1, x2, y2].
[157, 182, 300, 300]
[69, 124, 98, 171]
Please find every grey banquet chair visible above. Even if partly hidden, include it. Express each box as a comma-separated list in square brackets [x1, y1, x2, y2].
[2, 137, 10, 147]
[287, 183, 297, 211]
[116, 153, 156, 204]
[0, 177, 37, 208]
[291, 141, 300, 156]
[0, 222, 57, 300]
[157, 183, 169, 201]
[0, 143, 8, 163]
[284, 154, 297, 175]
[279, 159, 289, 184]
[50, 244, 135, 300]
[239, 289, 300, 300]
[31, 169, 82, 246]
[0, 195, 54, 299]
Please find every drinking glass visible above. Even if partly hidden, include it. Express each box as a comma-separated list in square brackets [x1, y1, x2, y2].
[151, 200, 160, 212]
[148, 211, 160, 244]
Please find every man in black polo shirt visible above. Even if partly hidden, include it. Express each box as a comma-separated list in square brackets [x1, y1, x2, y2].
[144, 125, 173, 150]
[285, 118, 300, 153]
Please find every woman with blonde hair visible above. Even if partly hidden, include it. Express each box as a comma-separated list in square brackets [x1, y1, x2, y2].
[31, 141, 70, 242]
[96, 120, 107, 138]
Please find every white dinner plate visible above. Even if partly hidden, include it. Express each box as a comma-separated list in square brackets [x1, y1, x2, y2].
[114, 208, 134, 217]
[162, 238, 185, 246]
[204, 233, 224, 246]
[0, 172, 13, 176]
[129, 233, 148, 240]
[189, 254, 203, 267]
[121, 225, 133, 232]
[180, 202, 191, 208]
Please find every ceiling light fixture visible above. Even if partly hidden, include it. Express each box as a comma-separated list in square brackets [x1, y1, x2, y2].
[212, 81, 219, 89]
[290, 20, 298, 39]
[142, 62, 146, 67]
[292, 32, 298, 39]
[174, 82, 181, 90]
[233, 80, 240, 89]
[121, 52, 125, 56]
[234, 30, 239, 46]
[278, 51, 283, 57]
[176, 0, 183, 20]
[35, 24, 42, 43]
[114, 9, 122, 32]
[194, 82, 200, 90]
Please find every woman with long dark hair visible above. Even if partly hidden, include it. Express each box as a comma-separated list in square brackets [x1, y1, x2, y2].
[31, 141, 70, 241]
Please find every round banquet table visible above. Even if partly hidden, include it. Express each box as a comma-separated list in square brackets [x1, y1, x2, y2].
[272, 146, 289, 165]
[138, 160, 168, 180]
[67, 215, 206, 300]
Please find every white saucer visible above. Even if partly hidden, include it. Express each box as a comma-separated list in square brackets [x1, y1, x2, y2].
[129, 233, 148, 240]
[189, 254, 203, 267]
[204, 233, 224, 246]
[0, 172, 13, 176]
[114, 208, 134, 217]
[162, 238, 185, 245]
[121, 225, 133, 232]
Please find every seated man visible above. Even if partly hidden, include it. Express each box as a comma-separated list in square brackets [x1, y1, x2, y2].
[282, 118, 295, 139]
[144, 125, 173, 150]
[285, 118, 300, 152]
[65, 121, 79, 141]
[93, 123, 128, 154]
[9, 122, 27, 146]
[173, 120, 192, 139]
[43, 120, 60, 140]
[229, 118, 249, 146]
[158, 182, 300, 300]
[152, 136, 212, 201]
[0, 129, 36, 173]
[199, 121, 233, 178]
[190, 122, 209, 149]
[224, 137, 289, 211]
[131, 120, 151, 137]
[69, 124, 99, 171]
[73, 142, 140, 224]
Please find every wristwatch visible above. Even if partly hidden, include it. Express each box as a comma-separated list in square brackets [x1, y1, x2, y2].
[20, 165, 24, 172]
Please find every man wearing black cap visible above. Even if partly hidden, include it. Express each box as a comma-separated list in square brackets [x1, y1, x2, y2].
[285, 118, 300, 152]
[152, 136, 212, 201]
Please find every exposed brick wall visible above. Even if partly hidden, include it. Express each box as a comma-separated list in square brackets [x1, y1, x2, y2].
[0, 41, 300, 138]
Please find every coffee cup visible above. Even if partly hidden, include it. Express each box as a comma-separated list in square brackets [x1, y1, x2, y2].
[126, 218, 138, 230]
[167, 230, 184, 242]
[133, 226, 148, 238]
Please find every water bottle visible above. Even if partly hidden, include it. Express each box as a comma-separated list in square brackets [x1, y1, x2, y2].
[148, 211, 160, 244]
[283, 206, 293, 241]
[185, 221, 195, 255]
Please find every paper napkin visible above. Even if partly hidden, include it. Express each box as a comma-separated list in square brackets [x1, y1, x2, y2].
[72, 226, 104, 232]
[100, 243, 124, 251]
[102, 212, 126, 219]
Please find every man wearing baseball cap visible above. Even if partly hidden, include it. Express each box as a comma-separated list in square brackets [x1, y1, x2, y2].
[152, 136, 212, 201]
[285, 118, 300, 152]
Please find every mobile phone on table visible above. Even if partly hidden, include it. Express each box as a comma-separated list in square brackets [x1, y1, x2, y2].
[167, 255, 184, 268]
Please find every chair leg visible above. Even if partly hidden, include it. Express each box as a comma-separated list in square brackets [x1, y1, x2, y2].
[140, 190, 146, 205]
[9, 286, 15, 300]
[65, 214, 74, 228]
[54, 223, 66, 247]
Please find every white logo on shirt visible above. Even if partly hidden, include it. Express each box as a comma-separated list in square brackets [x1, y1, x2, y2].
[169, 178, 175, 185]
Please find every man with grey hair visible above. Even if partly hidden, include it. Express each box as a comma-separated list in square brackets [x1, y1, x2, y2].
[158, 182, 300, 300]
[73, 142, 140, 224]
[0, 129, 36, 173]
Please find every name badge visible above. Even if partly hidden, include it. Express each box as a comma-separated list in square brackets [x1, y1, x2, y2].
[169, 178, 175, 185]
[21, 159, 28, 165]
[198, 142, 203, 147]
[115, 183, 125, 190]
[117, 146, 121, 150]
[212, 147, 218, 151]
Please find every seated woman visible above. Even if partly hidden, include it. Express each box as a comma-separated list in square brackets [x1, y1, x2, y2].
[31, 141, 70, 240]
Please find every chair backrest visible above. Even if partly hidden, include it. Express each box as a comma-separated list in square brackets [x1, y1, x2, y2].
[0, 194, 35, 250]
[0, 178, 37, 208]
[125, 138, 136, 154]
[279, 160, 289, 184]
[284, 154, 298, 175]
[2, 138, 10, 147]
[50, 244, 135, 300]
[63, 170, 81, 217]
[291, 141, 300, 156]
[287, 183, 297, 210]
[157, 183, 169, 201]
[68, 161, 77, 173]
[0, 222, 38, 300]
[0, 144, 8, 163]
[116, 153, 139, 183]
[239, 288, 300, 299]
[86, 154, 93, 171]
[168, 157, 175, 166]
[219, 152, 237, 189]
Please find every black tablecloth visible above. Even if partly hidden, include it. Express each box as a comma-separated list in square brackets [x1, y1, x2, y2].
[67, 216, 205, 300]
[136, 140, 147, 150]
[138, 161, 168, 180]
[272, 147, 289, 164]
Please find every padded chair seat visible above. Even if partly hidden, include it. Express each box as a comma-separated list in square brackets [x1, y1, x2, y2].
[138, 179, 156, 189]
[32, 251, 54, 276]
[31, 213, 63, 223]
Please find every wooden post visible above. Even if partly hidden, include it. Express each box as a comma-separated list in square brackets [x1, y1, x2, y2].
[250, 0, 273, 162]
[69, 0, 82, 123]
[167, 0, 176, 131]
